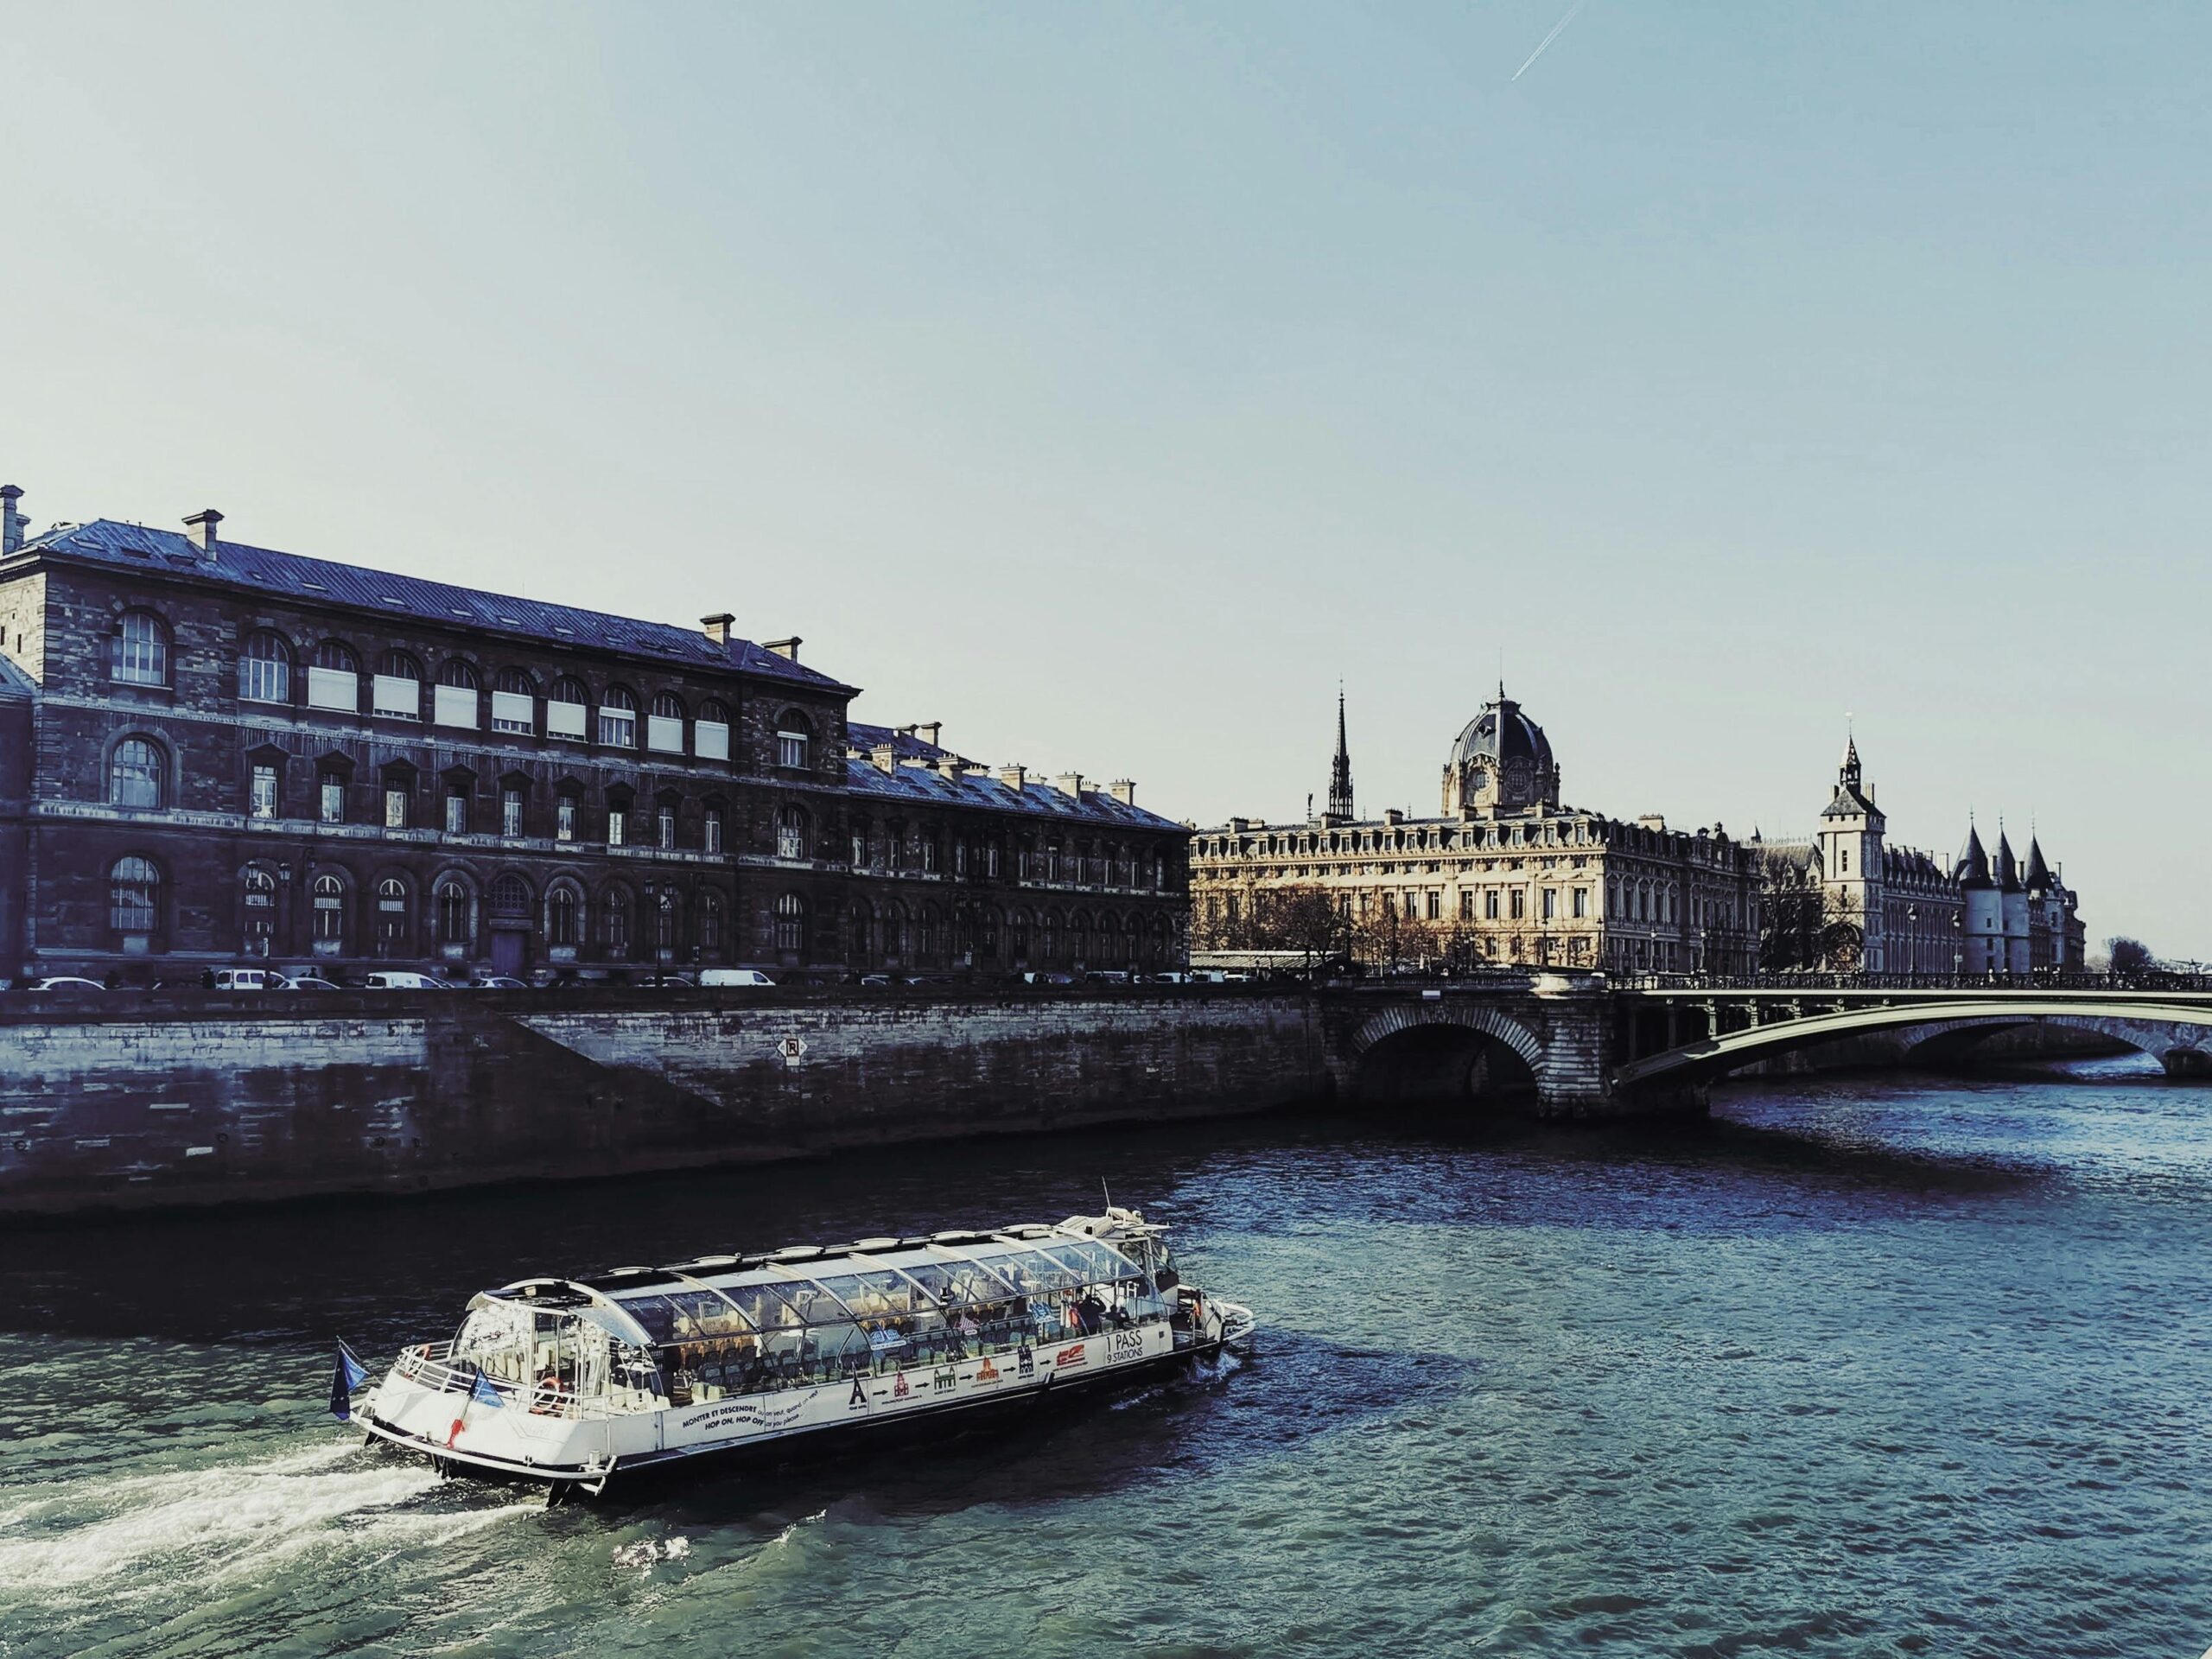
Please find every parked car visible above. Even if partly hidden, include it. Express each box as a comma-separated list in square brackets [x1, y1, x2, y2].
[1084, 969, 1133, 985]
[857, 973, 893, 988]
[207, 968, 284, 991]
[280, 975, 344, 991]
[632, 970, 699, 989]
[462, 975, 530, 990]
[359, 970, 447, 990]
[1022, 970, 1077, 986]
[698, 968, 777, 988]
[21, 976, 105, 993]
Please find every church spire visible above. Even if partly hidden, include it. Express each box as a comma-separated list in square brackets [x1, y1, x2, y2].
[1327, 686, 1355, 818]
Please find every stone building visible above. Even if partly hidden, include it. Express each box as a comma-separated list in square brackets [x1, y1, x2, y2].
[1752, 738, 2085, 975]
[0, 488, 1187, 982]
[1189, 687, 1763, 974]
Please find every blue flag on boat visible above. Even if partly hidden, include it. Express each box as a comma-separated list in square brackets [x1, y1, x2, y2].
[469, 1369, 504, 1411]
[329, 1343, 369, 1421]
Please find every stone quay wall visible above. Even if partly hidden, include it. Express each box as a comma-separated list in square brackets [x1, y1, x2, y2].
[0, 988, 1332, 1217]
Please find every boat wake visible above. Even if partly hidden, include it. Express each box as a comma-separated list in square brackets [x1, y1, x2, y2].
[0, 1435, 532, 1605]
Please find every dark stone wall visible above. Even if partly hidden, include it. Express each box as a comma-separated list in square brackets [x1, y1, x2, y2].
[0, 988, 1329, 1216]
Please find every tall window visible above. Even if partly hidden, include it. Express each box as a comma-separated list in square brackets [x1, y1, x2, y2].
[598, 686, 637, 748]
[239, 632, 291, 703]
[547, 675, 589, 740]
[776, 715, 810, 771]
[700, 891, 725, 953]
[435, 880, 473, 950]
[373, 652, 423, 721]
[703, 807, 723, 855]
[373, 876, 407, 955]
[548, 886, 580, 948]
[320, 770, 346, 823]
[501, 785, 524, 838]
[250, 763, 278, 820]
[434, 660, 480, 729]
[774, 893, 807, 955]
[556, 789, 580, 842]
[851, 823, 867, 867]
[658, 803, 677, 850]
[647, 692, 686, 754]
[444, 785, 469, 836]
[603, 887, 632, 957]
[308, 641, 360, 712]
[384, 778, 410, 830]
[777, 805, 809, 861]
[654, 891, 677, 957]
[492, 667, 536, 734]
[109, 856, 161, 940]
[243, 867, 276, 956]
[607, 798, 628, 847]
[315, 874, 348, 948]
[112, 612, 168, 686]
[696, 700, 731, 762]
[110, 738, 165, 809]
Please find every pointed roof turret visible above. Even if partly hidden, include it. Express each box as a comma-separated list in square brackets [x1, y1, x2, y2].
[1821, 731, 1882, 823]
[1840, 733, 1862, 788]
[2023, 836, 2054, 893]
[1326, 685, 1355, 819]
[1956, 820, 1993, 888]
[1994, 828, 2023, 893]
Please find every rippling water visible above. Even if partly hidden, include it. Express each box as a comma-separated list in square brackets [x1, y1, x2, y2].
[3, 1056, 2209, 1657]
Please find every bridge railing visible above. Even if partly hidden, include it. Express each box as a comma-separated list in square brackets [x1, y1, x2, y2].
[1611, 970, 2212, 995]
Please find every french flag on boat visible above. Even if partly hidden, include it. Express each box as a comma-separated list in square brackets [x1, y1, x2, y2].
[469, 1369, 504, 1410]
[329, 1342, 369, 1421]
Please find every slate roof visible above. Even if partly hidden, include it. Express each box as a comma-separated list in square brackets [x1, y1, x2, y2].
[842, 723, 1178, 832]
[10, 518, 853, 691]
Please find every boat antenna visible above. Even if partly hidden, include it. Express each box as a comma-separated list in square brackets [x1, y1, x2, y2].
[1102, 1177, 1114, 1214]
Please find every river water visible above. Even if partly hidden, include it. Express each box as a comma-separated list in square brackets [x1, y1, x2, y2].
[3, 1055, 2207, 1657]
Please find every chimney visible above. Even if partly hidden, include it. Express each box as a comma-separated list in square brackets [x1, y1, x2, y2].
[763, 636, 801, 662]
[1110, 779, 1136, 806]
[184, 508, 223, 554]
[0, 486, 23, 556]
[701, 613, 735, 645]
[872, 743, 898, 772]
[998, 764, 1027, 791]
[1056, 772, 1084, 800]
[918, 721, 942, 748]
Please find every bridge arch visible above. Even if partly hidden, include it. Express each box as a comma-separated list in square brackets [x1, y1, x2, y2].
[1616, 997, 2212, 1091]
[1345, 1005, 1546, 1107]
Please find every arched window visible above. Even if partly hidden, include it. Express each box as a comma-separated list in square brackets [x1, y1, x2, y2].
[110, 737, 166, 810]
[372, 874, 406, 956]
[774, 893, 808, 955]
[435, 878, 474, 950]
[434, 660, 480, 729]
[602, 886, 633, 958]
[112, 611, 168, 686]
[110, 855, 161, 942]
[491, 874, 531, 917]
[916, 902, 941, 965]
[654, 890, 678, 957]
[547, 885, 582, 949]
[696, 699, 732, 762]
[308, 640, 360, 711]
[1011, 909, 1033, 962]
[1042, 910, 1062, 964]
[316, 873, 353, 953]
[597, 685, 637, 748]
[777, 804, 810, 861]
[700, 890, 726, 954]
[492, 667, 536, 734]
[1070, 910, 1093, 966]
[373, 652, 423, 721]
[239, 632, 291, 703]
[242, 865, 276, 957]
[977, 906, 1001, 959]
[648, 692, 686, 754]
[548, 675, 589, 740]
[886, 899, 909, 961]
[776, 713, 811, 771]
[849, 899, 874, 965]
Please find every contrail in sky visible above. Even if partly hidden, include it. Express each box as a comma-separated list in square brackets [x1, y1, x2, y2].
[1511, 0, 1585, 81]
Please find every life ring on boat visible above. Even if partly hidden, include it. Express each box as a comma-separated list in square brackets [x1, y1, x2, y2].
[529, 1371, 565, 1414]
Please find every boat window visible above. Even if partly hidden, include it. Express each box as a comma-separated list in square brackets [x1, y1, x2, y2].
[813, 1269, 921, 1316]
[976, 1244, 1082, 1295]
[889, 1258, 959, 1306]
[453, 1300, 532, 1357]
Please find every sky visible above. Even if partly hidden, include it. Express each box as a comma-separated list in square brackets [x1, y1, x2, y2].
[2, 3, 2207, 953]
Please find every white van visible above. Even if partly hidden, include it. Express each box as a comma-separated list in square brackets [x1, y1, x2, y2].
[209, 968, 281, 991]
[698, 969, 777, 988]
[360, 970, 447, 990]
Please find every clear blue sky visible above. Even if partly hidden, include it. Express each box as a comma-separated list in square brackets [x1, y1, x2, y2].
[3, 3, 2205, 952]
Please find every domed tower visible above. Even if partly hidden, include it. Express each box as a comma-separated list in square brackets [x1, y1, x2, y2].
[1443, 686, 1560, 816]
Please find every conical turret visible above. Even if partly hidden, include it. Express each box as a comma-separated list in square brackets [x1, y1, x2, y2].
[1326, 687, 1355, 819]
[1956, 821, 1992, 887]
[1994, 829, 2022, 893]
[2023, 836, 2054, 893]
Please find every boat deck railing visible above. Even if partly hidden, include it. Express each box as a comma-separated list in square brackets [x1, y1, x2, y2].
[391, 1341, 624, 1421]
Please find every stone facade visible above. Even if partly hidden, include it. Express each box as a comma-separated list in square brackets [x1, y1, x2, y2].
[1190, 689, 1763, 974]
[0, 491, 1187, 982]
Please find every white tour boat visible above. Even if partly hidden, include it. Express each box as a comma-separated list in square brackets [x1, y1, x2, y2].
[339, 1207, 1255, 1501]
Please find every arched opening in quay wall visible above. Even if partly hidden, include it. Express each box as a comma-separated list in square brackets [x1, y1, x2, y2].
[1347, 1009, 1545, 1109]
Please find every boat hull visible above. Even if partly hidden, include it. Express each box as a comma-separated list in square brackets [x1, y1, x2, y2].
[358, 1323, 1241, 1497]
